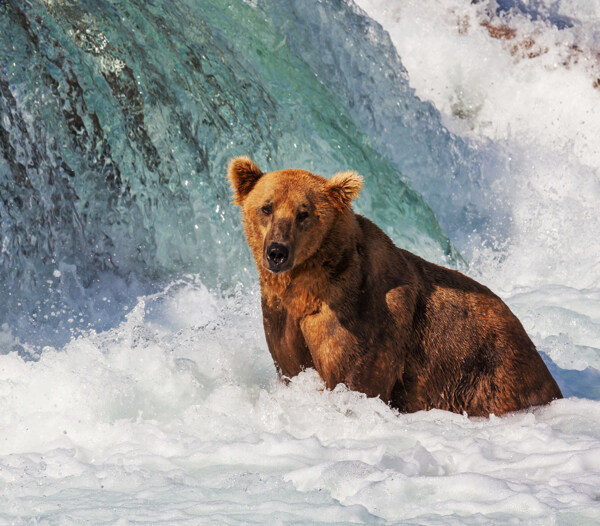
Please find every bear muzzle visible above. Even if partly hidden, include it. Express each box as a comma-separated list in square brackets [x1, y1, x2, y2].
[265, 242, 292, 273]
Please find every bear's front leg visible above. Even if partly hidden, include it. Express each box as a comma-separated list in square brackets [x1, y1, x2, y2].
[299, 303, 399, 402]
[262, 296, 314, 379]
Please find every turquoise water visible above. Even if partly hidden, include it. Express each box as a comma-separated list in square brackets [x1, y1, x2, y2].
[0, 0, 469, 344]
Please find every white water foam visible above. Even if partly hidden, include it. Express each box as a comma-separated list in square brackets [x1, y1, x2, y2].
[356, 0, 600, 293]
[2, 281, 600, 524]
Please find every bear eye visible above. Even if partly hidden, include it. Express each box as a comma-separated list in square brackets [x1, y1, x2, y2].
[261, 204, 273, 216]
[297, 211, 309, 222]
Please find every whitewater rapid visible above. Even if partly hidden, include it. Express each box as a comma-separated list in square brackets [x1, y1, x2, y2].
[358, 0, 600, 293]
[2, 0, 600, 524]
[2, 282, 600, 523]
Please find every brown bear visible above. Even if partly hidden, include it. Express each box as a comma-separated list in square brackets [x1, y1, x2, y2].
[228, 156, 562, 416]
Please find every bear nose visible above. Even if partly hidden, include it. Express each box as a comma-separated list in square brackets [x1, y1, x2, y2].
[266, 242, 289, 268]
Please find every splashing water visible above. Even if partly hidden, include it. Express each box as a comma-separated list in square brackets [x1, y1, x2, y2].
[359, 0, 600, 291]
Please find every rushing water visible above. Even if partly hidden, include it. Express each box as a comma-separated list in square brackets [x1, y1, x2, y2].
[0, 0, 462, 347]
[1, 0, 600, 524]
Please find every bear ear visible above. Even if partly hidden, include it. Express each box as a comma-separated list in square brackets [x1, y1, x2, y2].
[326, 170, 364, 210]
[228, 156, 263, 205]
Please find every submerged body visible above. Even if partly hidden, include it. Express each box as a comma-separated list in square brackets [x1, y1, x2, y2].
[229, 157, 562, 416]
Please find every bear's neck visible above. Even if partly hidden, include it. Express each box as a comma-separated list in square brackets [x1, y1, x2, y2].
[260, 210, 361, 318]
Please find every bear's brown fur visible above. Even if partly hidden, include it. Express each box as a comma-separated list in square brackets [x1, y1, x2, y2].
[228, 157, 562, 416]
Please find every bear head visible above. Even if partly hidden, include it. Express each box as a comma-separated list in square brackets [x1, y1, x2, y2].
[228, 156, 363, 274]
